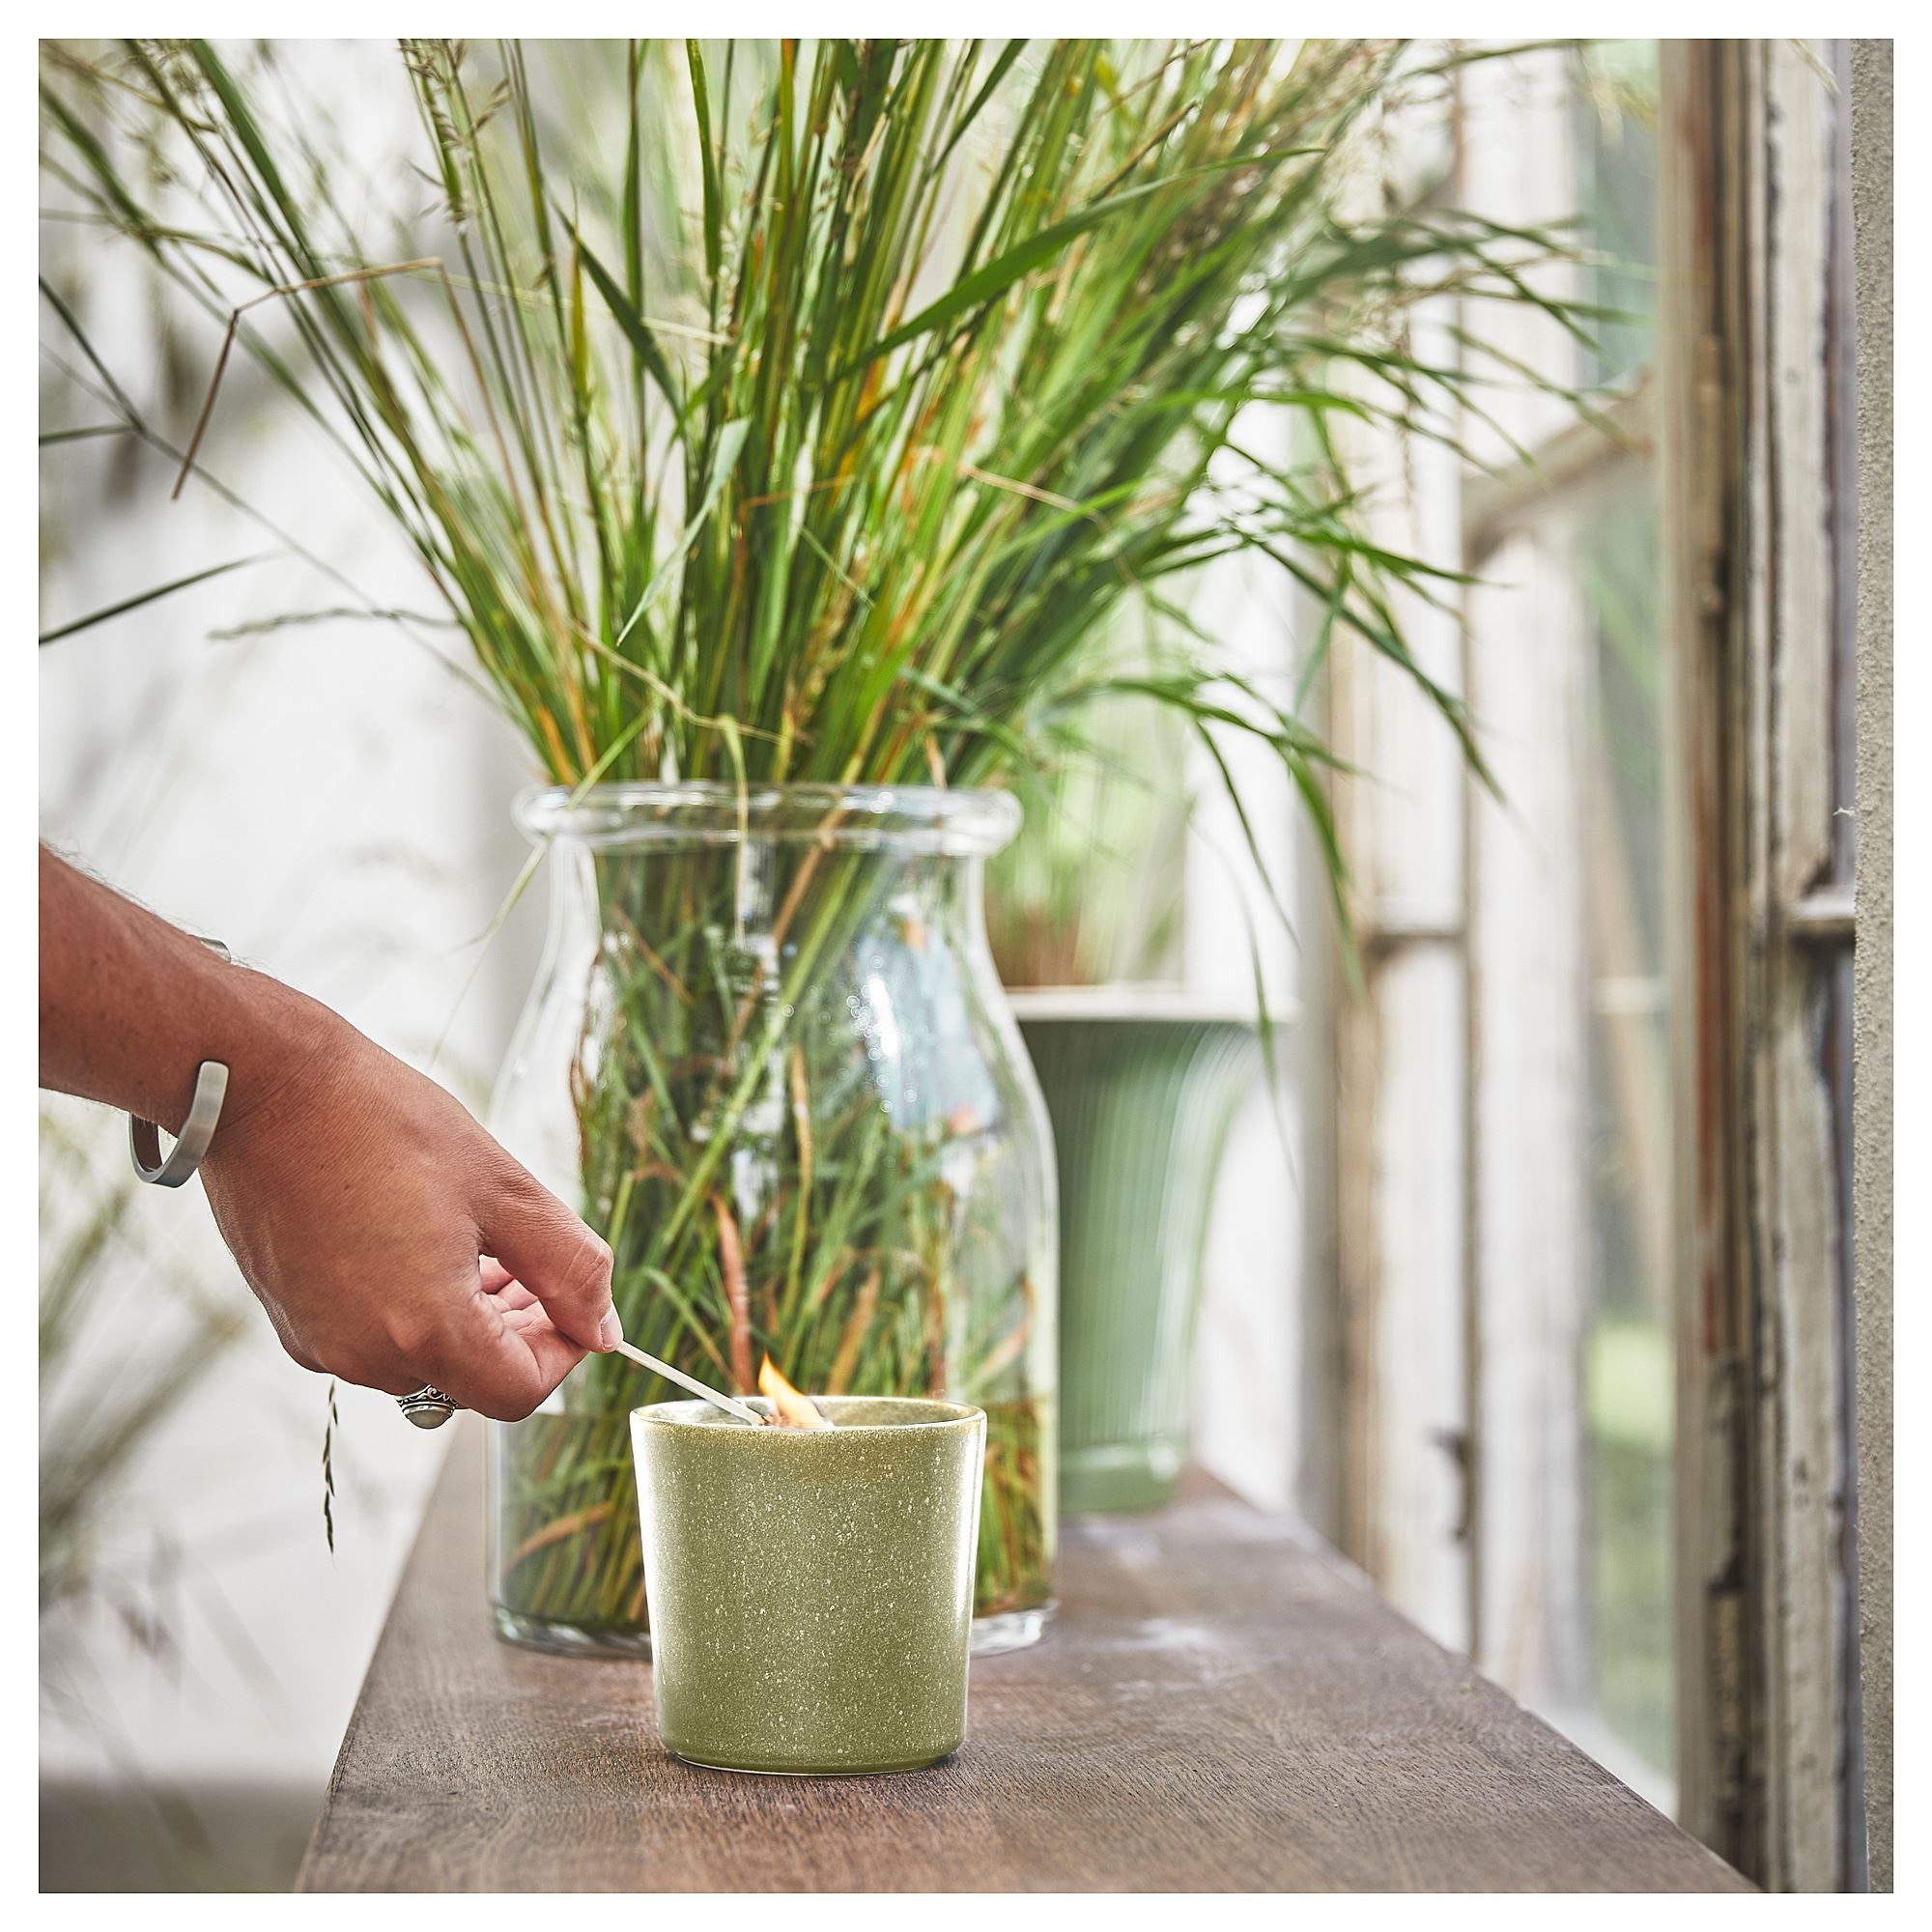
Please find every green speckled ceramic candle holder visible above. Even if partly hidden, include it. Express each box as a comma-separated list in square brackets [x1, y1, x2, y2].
[631, 1396, 986, 1775]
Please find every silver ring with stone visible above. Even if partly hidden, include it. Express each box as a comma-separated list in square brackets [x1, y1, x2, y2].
[398, 1386, 460, 1430]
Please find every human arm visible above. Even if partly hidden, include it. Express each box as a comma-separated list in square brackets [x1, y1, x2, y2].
[39, 844, 617, 1418]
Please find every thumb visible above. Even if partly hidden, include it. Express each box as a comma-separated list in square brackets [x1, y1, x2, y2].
[480, 1161, 617, 1353]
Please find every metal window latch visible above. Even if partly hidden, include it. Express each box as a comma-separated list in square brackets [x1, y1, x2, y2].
[128, 933, 233, 1187]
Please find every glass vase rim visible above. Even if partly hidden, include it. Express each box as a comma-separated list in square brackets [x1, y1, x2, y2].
[514, 781, 1021, 856]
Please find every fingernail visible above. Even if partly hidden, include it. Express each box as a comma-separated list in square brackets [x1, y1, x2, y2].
[599, 1308, 623, 1350]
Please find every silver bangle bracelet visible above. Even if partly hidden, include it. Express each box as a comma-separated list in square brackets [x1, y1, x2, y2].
[129, 932, 234, 1187]
[130, 1060, 230, 1186]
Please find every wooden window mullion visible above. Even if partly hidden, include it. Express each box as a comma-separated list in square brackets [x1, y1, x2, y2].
[1659, 38, 1860, 1889]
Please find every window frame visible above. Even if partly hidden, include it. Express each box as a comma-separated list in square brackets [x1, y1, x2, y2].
[1657, 37, 1861, 1890]
[1322, 38, 1864, 1885]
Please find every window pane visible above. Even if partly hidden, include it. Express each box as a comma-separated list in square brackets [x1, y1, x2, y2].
[1573, 43, 1672, 1798]
[1576, 465, 1673, 1789]
[1462, 43, 1674, 1804]
[1579, 42, 1661, 387]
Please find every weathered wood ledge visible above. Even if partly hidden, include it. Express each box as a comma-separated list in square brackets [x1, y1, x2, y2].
[299, 1419, 1748, 1893]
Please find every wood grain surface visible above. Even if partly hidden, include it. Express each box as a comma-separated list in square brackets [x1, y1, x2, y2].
[299, 1420, 1748, 1892]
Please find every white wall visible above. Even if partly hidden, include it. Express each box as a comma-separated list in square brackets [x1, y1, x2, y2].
[1183, 528, 1321, 1522]
[39, 476, 546, 1802]
[38, 42, 547, 1806]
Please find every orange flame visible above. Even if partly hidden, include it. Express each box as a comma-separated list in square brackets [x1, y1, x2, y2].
[758, 1355, 833, 1430]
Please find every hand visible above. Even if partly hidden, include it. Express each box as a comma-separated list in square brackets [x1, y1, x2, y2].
[199, 982, 617, 1420]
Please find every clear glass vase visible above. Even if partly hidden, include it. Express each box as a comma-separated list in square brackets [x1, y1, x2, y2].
[485, 783, 1056, 1657]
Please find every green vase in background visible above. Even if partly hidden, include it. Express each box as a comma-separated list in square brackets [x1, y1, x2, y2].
[1009, 991, 1267, 1515]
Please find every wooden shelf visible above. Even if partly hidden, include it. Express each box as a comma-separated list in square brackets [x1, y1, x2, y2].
[299, 1418, 1747, 1892]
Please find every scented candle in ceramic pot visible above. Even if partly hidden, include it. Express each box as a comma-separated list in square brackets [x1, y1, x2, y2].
[630, 1393, 985, 1775]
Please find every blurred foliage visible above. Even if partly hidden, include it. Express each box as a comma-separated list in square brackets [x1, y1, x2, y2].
[986, 687, 1192, 987]
[39, 1107, 246, 1617]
